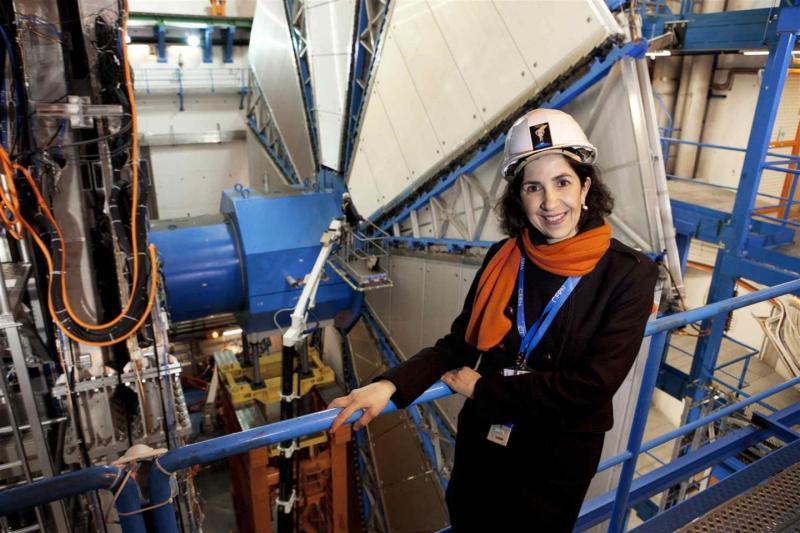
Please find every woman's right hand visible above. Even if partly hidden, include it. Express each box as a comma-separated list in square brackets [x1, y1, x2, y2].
[328, 380, 397, 432]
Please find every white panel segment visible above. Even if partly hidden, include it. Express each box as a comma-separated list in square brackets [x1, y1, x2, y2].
[307, 0, 356, 170]
[390, 0, 481, 152]
[347, 0, 621, 219]
[249, 0, 316, 181]
[494, 0, 621, 88]
[360, 91, 409, 204]
[428, 0, 536, 122]
[374, 34, 442, 187]
[387, 256, 425, 359]
[348, 147, 383, 216]
[153, 141, 248, 219]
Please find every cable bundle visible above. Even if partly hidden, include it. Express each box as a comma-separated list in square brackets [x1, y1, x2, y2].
[0, 1, 157, 347]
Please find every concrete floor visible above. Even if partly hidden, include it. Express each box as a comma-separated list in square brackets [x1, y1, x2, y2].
[195, 462, 238, 533]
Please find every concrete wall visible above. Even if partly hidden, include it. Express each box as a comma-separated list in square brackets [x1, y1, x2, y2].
[128, 41, 251, 219]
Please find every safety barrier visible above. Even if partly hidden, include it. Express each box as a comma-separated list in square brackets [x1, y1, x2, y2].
[0, 278, 799, 532]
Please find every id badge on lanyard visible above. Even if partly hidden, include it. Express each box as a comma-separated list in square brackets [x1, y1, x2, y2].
[486, 256, 581, 447]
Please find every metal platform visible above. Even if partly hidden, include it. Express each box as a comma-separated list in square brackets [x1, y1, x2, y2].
[680, 460, 800, 532]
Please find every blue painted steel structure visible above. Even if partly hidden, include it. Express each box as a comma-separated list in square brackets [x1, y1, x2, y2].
[688, 5, 799, 430]
[245, 115, 301, 186]
[642, 8, 783, 51]
[3, 278, 799, 531]
[372, 39, 649, 233]
[151, 219, 244, 322]
[224, 27, 235, 63]
[342, 0, 392, 174]
[154, 24, 167, 63]
[202, 27, 214, 63]
[150, 190, 358, 332]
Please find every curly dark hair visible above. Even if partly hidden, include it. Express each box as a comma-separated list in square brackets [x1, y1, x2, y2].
[497, 158, 614, 238]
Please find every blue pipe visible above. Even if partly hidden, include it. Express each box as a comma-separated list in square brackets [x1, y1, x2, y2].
[661, 136, 800, 162]
[0, 465, 145, 533]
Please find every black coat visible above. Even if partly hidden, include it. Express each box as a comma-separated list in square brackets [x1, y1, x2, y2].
[378, 232, 659, 531]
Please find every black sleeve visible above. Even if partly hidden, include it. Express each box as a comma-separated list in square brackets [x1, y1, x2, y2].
[374, 240, 507, 408]
[471, 259, 659, 424]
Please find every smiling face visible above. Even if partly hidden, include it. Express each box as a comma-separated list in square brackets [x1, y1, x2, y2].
[519, 154, 592, 244]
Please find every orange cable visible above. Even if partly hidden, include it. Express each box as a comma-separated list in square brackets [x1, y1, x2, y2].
[0, 1, 158, 346]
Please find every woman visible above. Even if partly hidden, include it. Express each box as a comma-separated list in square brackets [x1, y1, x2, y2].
[329, 108, 659, 531]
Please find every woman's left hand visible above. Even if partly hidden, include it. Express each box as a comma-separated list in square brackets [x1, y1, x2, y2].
[442, 367, 481, 399]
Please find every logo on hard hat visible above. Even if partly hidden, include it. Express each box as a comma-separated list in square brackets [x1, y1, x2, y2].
[530, 122, 552, 150]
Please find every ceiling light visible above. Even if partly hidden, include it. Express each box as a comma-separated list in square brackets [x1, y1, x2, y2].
[222, 328, 243, 337]
[742, 50, 769, 56]
[645, 50, 671, 59]
[186, 34, 201, 47]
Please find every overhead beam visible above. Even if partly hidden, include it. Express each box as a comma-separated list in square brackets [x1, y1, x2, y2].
[643, 7, 783, 52]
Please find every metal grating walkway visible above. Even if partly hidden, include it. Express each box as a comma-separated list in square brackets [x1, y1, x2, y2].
[680, 461, 800, 532]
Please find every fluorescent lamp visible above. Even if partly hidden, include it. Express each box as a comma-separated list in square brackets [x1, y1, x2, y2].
[222, 328, 243, 337]
[645, 50, 671, 58]
[186, 34, 201, 47]
[742, 50, 769, 56]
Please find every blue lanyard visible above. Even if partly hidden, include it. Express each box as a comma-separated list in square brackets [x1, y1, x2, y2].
[516, 256, 581, 367]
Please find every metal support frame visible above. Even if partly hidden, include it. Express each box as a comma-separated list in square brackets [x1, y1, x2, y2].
[223, 27, 234, 63]
[342, 0, 390, 174]
[245, 69, 302, 185]
[689, 9, 799, 422]
[643, 7, 783, 52]
[154, 24, 166, 63]
[202, 27, 214, 64]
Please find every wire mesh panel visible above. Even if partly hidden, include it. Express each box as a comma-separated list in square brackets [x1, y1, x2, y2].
[681, 461, 800, 532]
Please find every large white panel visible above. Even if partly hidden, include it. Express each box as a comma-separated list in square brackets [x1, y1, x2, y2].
[307, 0, 356, 170]
[494, 0, 619, 88]
[152, 141, 248, 219]
[391, 1, 481, 151]
[429, 0, 536, 121]
[310, 55, 349, 114]
[347, 0, 620, 218]
[307, 0, 355, 55]
[317, 111, 346, 171]
[360, 92, 410, 203]
[348, 147, 384, 216]
[374, 35, 443, 186]
[250, 0, 316, 181]
[387, 256, 425, 359]
[420, 261, 463, 348]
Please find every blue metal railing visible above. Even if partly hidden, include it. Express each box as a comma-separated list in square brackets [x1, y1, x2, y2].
[1, 278, 799, 531]
[662, 136, 800, 229]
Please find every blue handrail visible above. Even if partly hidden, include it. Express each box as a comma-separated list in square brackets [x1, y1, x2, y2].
[1, 278, 799, 531]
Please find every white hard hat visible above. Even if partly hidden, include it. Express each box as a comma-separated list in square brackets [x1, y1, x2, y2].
[500, 108, 597, 179]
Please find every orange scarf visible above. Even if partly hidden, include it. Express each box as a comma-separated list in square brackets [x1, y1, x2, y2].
[464, 223, 611, 350]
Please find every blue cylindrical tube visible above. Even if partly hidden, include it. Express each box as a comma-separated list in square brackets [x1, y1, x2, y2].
[0, 465, 146, 533]
[150, 218, 245, 322]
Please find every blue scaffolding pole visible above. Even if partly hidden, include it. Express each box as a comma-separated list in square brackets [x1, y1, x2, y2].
[688, 6, 799, 421]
